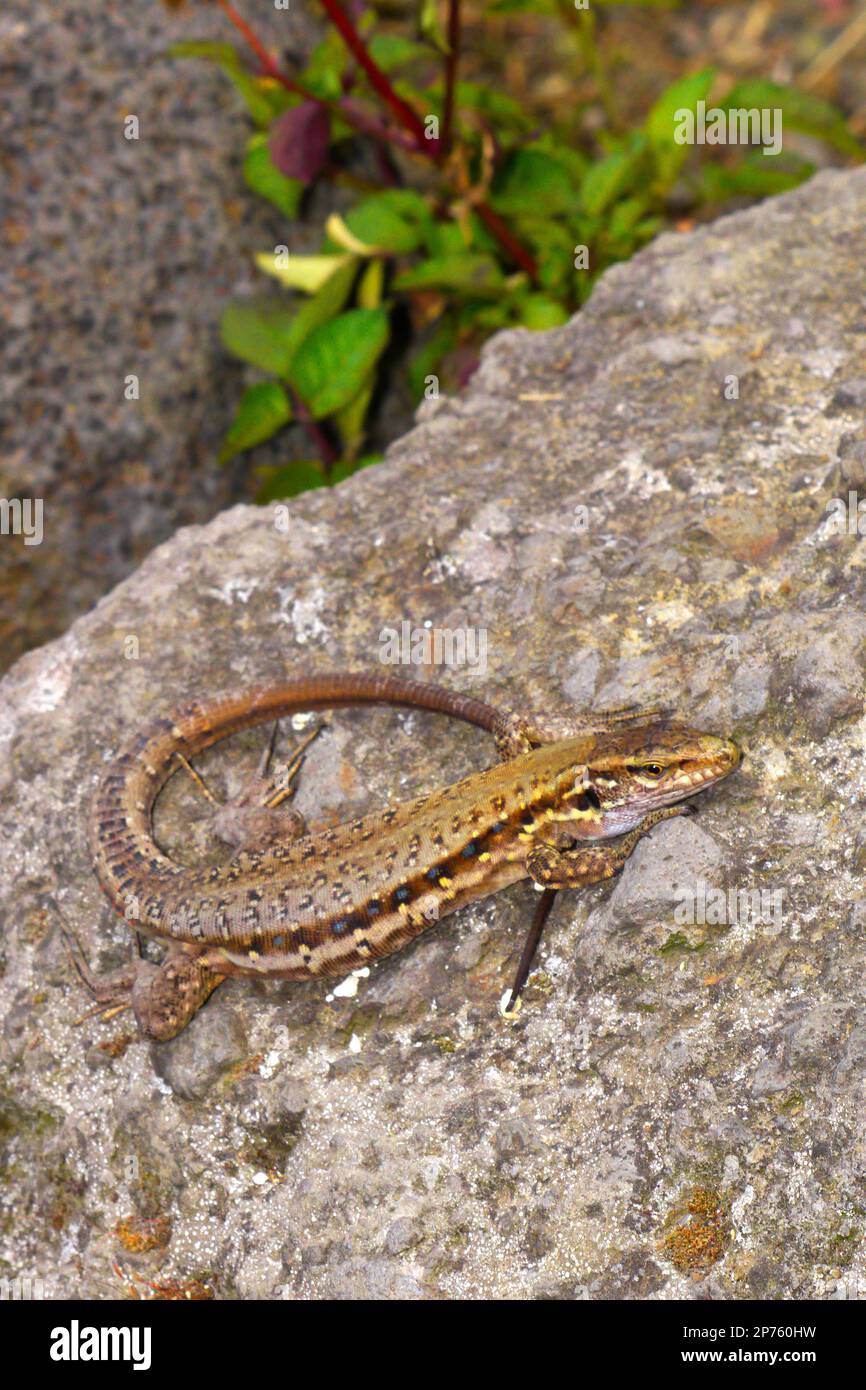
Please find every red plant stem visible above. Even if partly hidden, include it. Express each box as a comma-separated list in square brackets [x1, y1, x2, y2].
[217, 0, 419, 153]
[442, 0, 461, 154]
[289, 388, 339, 468]
[339, 97, 420, 154]
[318, 0, 435, 154]
[217, 0, 536, 277]
[475, 201, 537, 278]
[217, 0, 275, 74]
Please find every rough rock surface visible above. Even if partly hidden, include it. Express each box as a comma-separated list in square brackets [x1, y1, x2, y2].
[3, 168, 866, 1300]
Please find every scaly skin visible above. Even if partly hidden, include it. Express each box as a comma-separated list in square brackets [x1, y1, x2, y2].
[69, 674, 739, 1040]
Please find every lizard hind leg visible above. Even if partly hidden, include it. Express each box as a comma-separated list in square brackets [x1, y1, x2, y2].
[60, 916, 224, 1041]
[493, 703, 674, 759]
[130, 947, 226, 1041]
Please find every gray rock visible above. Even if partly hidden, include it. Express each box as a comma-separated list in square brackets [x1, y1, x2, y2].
[836, 433, 866, 489]
[605, 817, 728, 927]
[5, 168, 866, 1300]
[383, 1218, 422, 1255]
[789, 615, 866, 738]
[828, 379, 866, 412]
[151, 1003, 249, 1101]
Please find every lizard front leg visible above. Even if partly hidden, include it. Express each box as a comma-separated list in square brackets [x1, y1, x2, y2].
[502, 805, 693, 1013]
[525, 804, 692, 888]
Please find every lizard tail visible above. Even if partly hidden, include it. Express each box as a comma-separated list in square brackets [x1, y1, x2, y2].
[90, 672, 505, 921]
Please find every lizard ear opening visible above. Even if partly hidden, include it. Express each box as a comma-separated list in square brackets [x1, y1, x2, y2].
[570, 786, 601, 812]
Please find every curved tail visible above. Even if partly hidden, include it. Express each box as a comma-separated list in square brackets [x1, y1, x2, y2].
[90, 672, 506, 920]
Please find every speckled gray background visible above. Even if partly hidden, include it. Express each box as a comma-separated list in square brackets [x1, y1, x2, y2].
[0, 0, 323, 668]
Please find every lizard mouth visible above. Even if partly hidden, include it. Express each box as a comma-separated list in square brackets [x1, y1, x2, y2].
[679, 739, 740, 786]
[677, 764, 727, 788]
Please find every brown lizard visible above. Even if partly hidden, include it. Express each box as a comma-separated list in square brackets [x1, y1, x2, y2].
[64, 673, 739, 1040]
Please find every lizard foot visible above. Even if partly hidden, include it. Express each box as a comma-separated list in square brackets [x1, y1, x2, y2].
[59, 916, 224, 1040]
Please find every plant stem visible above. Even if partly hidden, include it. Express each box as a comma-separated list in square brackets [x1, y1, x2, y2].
[319, 0, 435, 154]
[442, 0, 461, 155]
[288, 387, 339, 469]
[217, 0, 275, 74]
[475, 202, 536, 278]
[561, 3, 622, 133]
[216, 0, 537, 277]
[216, 0, 420, 153]
[337, 98, 421, 154]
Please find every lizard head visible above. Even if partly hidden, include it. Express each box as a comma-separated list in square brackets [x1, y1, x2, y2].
[554, 723, 740, 837]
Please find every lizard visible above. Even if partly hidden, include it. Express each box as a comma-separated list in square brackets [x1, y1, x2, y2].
[64, 672, 739, 1041]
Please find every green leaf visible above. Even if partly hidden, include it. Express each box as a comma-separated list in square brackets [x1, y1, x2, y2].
[408, 321, 457, 399]
[530, 135, 589, 185]
[288, 308, 389, 419]
[393, 254, 504, 297]
[221, 297, 303, 376]
[169, 41, 281, 126]
[357, 259, 385, 308]
[700, 153, 814, 202]
[343, 193, 427, 255]
[368, 35, 435, 71]
[486, 0, 557, 12]
[515, 294, 569, 330]
[605, 194, 651, 240]
[298, 31, 348, 102]
[243, 135, 303, 219]
[513, 216, 580, 294]
[423, 221, 471, 257]
[491, 148, 580, 216]
[448, 81, 535, 133]
[255, 461, 326, 502]
[334, 369, 376, 458]
[633, 216, 664, 241]
[645, 68, 716, 183]
[580, 144, 644, 216]
[224, 259, 359, 381]
[420, 0, 450, 55]
[218, 382, 292, 464]
[277, 257, 361, 364]
[465, 303, 511, 332]
[721, 81, 861, 157]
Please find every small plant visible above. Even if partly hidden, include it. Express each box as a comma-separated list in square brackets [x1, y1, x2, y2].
[168, 1, 860, 499]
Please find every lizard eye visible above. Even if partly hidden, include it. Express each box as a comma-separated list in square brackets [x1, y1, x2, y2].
[628, 761, 664, 778]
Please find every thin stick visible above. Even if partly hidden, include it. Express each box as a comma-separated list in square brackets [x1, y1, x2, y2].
[173, 752, 221, 805]
[264, 723, 324, 808]
[256, 719, 281, 779]
[799, 7, 866, 90]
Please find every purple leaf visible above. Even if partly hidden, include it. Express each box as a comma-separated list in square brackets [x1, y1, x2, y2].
[268, 102, 330, 184]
